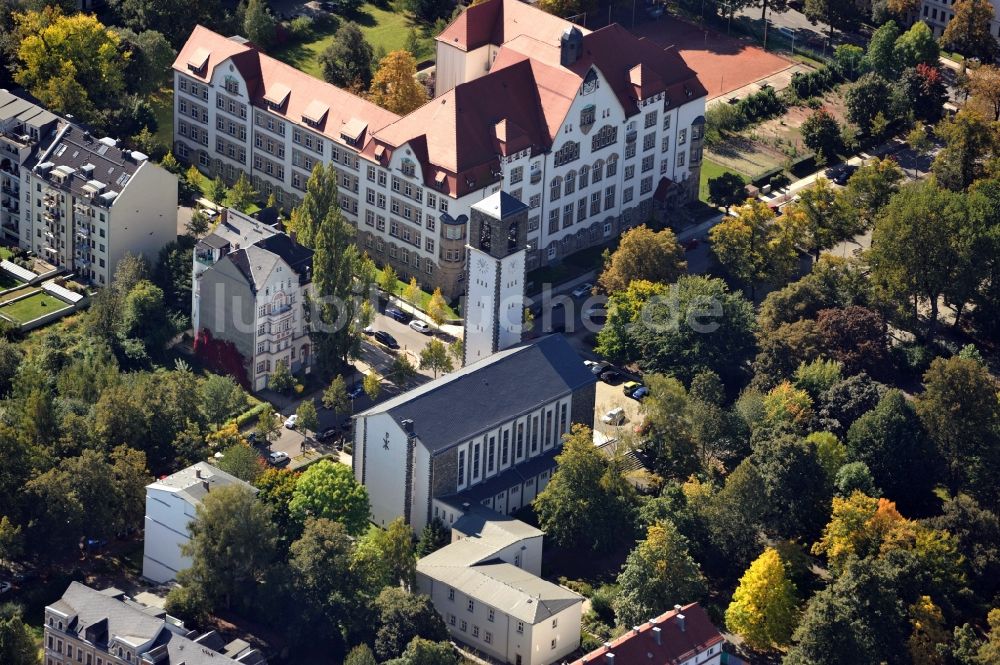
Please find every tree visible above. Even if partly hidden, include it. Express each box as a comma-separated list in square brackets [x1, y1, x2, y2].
[534, 425, 637, 553]
[227, 173, 256, 212]
[378, 264, 399, 295]
[387, 638, 460, 665]
[199, 373, 248, 426]
[925, 494, 1000, 602]
[217, 443, 264, 483]
[846, 390, 937, 513]
[300, 163, 370, 373]
[801, 109, 843, 163]
[804, 0, 864, 47]
[374, 588, 448, 661]
[0, 515, 23, 568]
[289, 459, 370, 534]
[845, 73, 900, 136]
[868, 181, 969, 334]
[596, 225, 686, 294]
[794, 359, 843, 401]
[932, 110, 997, 191]
[289, 517, 357, 636]
[707, 172, 747, 213]
[614, 520, 706, 628]
[255, 467, 300, 542]
[863, 21, 902, 79]
[356, 517, 416, 590]
[415, 517, 449, 557]
[915, 357, 1000, 504]
[388, 355, 418, 385]
[726, 547, 799, 651]
[710, 198, 804, 300]
[941, 0, 999, 61]
[345, 645, 378, 665]
[243, 0, 277, 47]
[296, 398, 319, 440]
[320, 22, 374, 89]
[323, 375, 350, 416]
[789, 178, 858, 261]
[117, 28, 176, 96]
[425, 289, 448, 329]
[894, 20, 940, 68]
[841, 157, 903, 230]
[268, 360, 295, 393]
[419, 338, 453, 378]
[814, 306, 887, 375]
[968, 64, 1000, 121]
[255, 404, 280, 448]
[538, 0, 597, 18]
[209, 176, 227, 204]
[363, 371, 382, 400]
[13, 9, 126, 121]
[369, 50, 427, 115]
[753, 435, 831, 540]
[818, 372, 886, 436]
[908, 596, 949, 665]
[762, 381, 814, 431]
[403, 277, 420, 308]
[175, 485, 277, 611]
[0, 606, 38, 665]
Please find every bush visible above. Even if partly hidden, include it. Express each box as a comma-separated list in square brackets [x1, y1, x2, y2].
[589, 584, 618, 625]
[790, 66, 841, 100]
[559, 578, 594, 596]
[232, 401, 269, 428]
[735, 86, 785, 125]
[892, 341, 937, 378]
[287, 15, 314, 39]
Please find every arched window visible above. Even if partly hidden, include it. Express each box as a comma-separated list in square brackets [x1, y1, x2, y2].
[592, 159, 605, 183]
[554, 141, 579, 167]
[579, 165, 590, 189]
[549, 176, 562, 201]
[606, 153, 619, 177]
[564, 170, 576, 196]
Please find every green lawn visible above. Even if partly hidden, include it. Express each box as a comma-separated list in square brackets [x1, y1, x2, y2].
[699, 158, 746, 203]
[386, 278, 459, 320]
[189, 170, 262, 214]
[150, 88, 174, 149]
[271, 4, 436, 78]
[0, 291, 72, 323]
[0, 270, 23, 291]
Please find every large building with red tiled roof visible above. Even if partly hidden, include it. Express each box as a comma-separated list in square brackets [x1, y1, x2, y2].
[570, 603, 726, 665]
[172, 0, 706, 299]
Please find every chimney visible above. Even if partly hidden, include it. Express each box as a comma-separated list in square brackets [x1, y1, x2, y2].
[652, 627, 662, 645]
[401, 419, 414, 435]
[677, 614, 686, 632]
[461, 502, 471, 513]
[673, 604, 682, 612]
[604, 654, 615, 664]
[195, 468, 202, 479]
[202, 480, 210, 493]
[289, 229, 297, 244]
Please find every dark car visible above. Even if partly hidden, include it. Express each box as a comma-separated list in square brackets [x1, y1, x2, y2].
[373, 330, 399, 349]
[316, 427, 339, 442]
[600, 369, 624, 384]
[347, 384, 365, 399]
[385, 307, 411, 323]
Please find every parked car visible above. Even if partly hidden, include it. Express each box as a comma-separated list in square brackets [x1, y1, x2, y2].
[683, 238, 700, 251]
[0, 580, 11, 595]
[571, 282, 594, 298]
[584, 301, 607, 318]
[316, 427, 339, 442]
[284, 414, 298, 429]
[348, 384, 365, 399]
[600, 369, 624, 384]
[409, 319, 432, 334]
[373, 330, 399, 349]
[362, 325, 375, 335]
[268, 451, 290, 466]
[386, 307, 411, 323]
[631, 386, 649, 400]
[623, 381, 643, 396]
[601, 407, 626, 426]
[590, 361, 611, 375]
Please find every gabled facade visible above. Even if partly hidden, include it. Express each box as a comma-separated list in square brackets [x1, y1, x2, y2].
[353, 334, 596, 533]
[193, 208, 313, 391]
[172, 0, 706, 299]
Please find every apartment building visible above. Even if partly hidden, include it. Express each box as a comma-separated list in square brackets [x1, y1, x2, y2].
[569, 603, 725, 665]
[172, 0, 706, 299]
[142, 462, 256, 584]
[44, 582, 267, 665]
[0, 90, 59, 245]
[353, 333, 595, 533]
[914, 3, 1000, 42]
[417, 505, 583, 665]
[194, 208, 313, 390]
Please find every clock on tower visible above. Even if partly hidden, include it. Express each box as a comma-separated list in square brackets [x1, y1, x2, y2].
[462, 191, 529, 366]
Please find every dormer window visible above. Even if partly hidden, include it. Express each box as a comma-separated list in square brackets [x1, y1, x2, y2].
[401, 159, 416, 178]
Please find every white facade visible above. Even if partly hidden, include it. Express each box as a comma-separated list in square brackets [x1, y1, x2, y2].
[142, 462, 254, 583]
[915, 2, 1000, 41]
[465, 245, 525, 364]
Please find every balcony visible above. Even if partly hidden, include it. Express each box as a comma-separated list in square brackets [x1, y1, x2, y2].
[75, 226, 90, 239]
[268, 303, 293, 317]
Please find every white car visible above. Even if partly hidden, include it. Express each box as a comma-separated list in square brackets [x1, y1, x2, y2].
[571, 282, 594, 298]
[601, 407, 626, 426]
[268, 451, 290, 466]
[284, 414, 298, 429]
[409, 319, 432, 334]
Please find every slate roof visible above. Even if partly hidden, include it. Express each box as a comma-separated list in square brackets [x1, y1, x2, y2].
[32, 126, 150, 204]
[48, 583, 266, 665]
[418, 561, 581, 624]
[444, 447, 559, 505]
[357, 334, 595, 454]
[147, 462, 255, 506]
[570, 603, 724, 665]
[473, 190, 529, 219]
[223, 232, 313, 292]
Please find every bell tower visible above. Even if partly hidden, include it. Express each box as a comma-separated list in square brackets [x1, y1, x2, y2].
[463, 191, 528, 366]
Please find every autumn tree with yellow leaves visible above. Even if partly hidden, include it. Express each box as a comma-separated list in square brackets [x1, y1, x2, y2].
[369, 50, 427, 115]
[725, 547, 799, 651]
